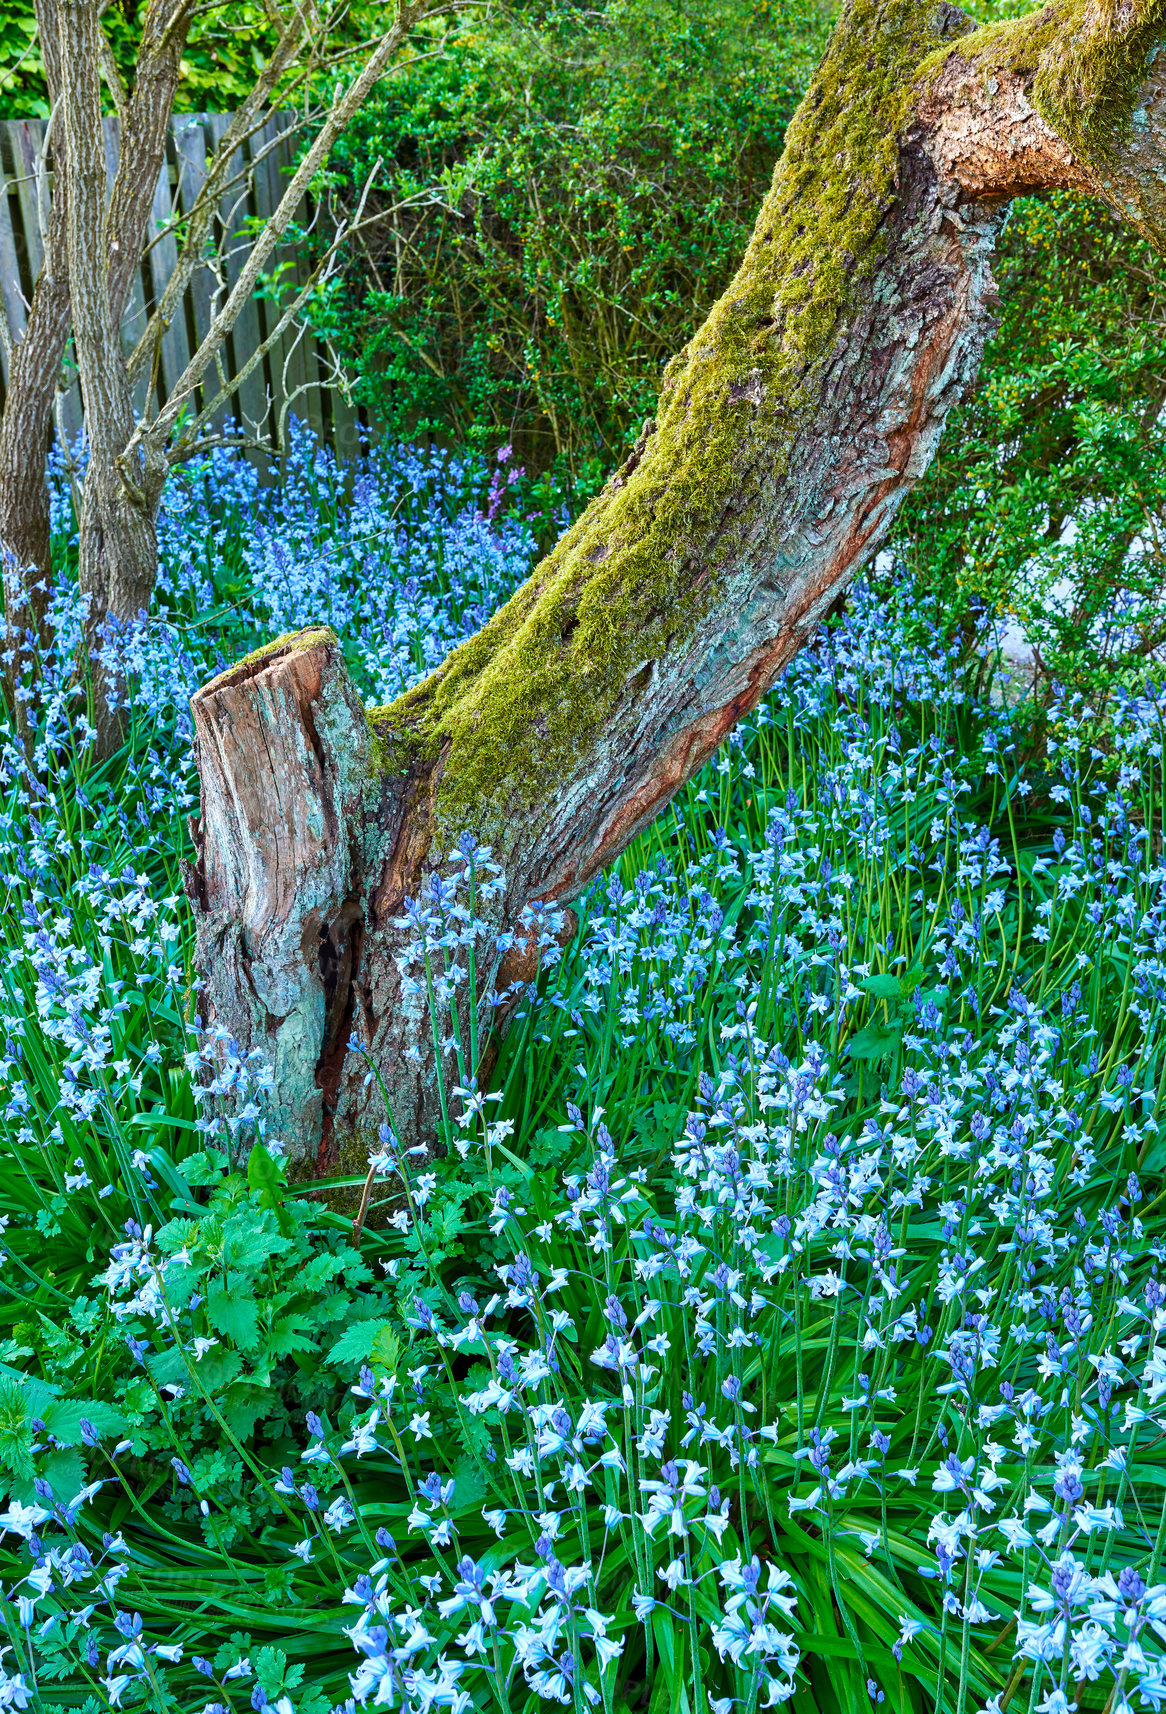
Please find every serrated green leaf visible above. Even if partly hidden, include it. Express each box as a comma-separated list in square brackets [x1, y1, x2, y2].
[846, 1020, 902, 1062]
[325, 1318, 395, 1368]
[206, 1284, 260, 1351]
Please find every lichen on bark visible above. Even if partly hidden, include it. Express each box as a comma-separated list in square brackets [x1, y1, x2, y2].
[937, 0, 1166, 151]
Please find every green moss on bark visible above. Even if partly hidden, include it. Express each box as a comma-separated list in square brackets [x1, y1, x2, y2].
[1031, 0, 1166, 166]
[367, 0, 975, 836]
[203, 625, 340, 694]
[940, 0, 1166, 167]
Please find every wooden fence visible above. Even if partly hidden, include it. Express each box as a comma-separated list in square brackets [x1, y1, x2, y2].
[0, 113, 368, 462]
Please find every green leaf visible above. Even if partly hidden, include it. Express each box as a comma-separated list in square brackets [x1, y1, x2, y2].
[325, 1319, 396, 1368]
[183, 1149, 229, 1186]
[255, 1645, 303, 1698]
[846, 1020, 902, 1062]
[206, 1284, 261, 1351]
[860, 973, 901, 1000]
[247, 1142, 292, 1236]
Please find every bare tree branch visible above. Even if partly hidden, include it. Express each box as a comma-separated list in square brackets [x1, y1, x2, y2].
[142, 0, 449, 448]
[165, 183, 458, 458]
[106, 0, 195, 323]
[124, 4, 316, 384]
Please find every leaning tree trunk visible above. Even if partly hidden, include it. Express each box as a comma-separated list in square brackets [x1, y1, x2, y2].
[189, 0, 1166, 1176]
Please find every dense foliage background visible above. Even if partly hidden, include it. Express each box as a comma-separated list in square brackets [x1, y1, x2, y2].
[894, 189, 1166, 701]
[0, 0, 393, 114]
[313, 0, 829, 488]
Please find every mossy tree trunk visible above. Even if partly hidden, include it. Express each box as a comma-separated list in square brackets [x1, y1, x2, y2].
[190, 0, 1166, 1173]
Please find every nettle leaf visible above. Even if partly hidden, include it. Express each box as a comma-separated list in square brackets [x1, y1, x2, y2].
[206, 1284, 261, 1351]
[247, 1142, 292, 1237]
[155, 1218, 200, 1253]
[294, 1252, 352, 1293]
[195, 1348, 245, 1396]
[219, 1386, 270, 1442]
[35, 1446, 85, 1511]
[147, 1347, 187, 1389]
[41, 1397, 124, 1446]
[326, 1318, 396, 1369]
[161, 1261, 199, 1311]
[846, 1020, 902, 1063]
[859, 973, 901, 1001]
[220, 1209, 289, 1272]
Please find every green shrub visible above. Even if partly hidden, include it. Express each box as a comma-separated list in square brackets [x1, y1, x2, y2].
[890, 188, 1166, 702]
[0, 0, 397, 117]
[315, 0, 829, 492]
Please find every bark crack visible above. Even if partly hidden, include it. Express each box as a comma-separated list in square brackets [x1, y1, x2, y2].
[315, 901, 364, 1170]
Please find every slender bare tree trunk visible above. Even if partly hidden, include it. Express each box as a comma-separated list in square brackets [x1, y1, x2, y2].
[189, 0, 1166, 1174]
[56, 0, 170, 749]
[0, 0, 69, 709]
[0, 265, 70, 631]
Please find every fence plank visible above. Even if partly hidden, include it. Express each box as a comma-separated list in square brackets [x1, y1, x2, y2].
[0, 127, 29, 331]
[294, 188, 328, 448]
[205, 113, 270, 442]
[0, 130, 27, 395]
[141, 144, 191, 416]
[263, 120, 326, 450]
[8, 120, 45, 303]
[170, 114, 229, 436]
[250, 115, 309, 452]
[329, 379, 360, 465]
[0, 111, 360, 464]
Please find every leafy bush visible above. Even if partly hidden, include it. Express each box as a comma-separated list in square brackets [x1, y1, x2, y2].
[314, 0, 828, 490]
[891, 188, 1166, 702]
[1, 429, 1166, 1711]
[0, 0, 402, 117]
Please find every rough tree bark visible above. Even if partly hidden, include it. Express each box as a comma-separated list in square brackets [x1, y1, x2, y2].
[57, 0, 172, 747]
[189, 0, 1166, 1177]
[0, 0, 69, 660]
